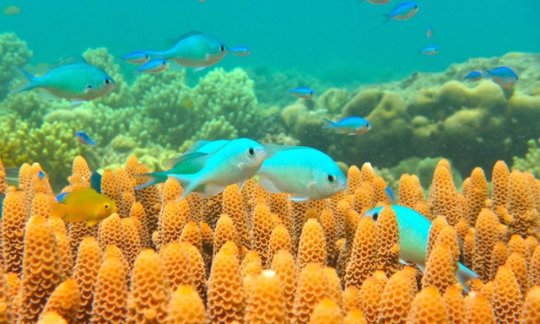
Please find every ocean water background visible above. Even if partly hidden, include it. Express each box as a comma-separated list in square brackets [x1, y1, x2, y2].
[1, 0, 539, 86]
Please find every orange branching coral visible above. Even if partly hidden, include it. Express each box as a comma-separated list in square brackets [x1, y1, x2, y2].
[525, 235, 538, 258]
[159, 200, 190, 248]
[398, 174, 421, 209]
[346, 165, 361, 195]
[268, 224, 293, 267]
[40, 278, 80, 323]
[245, 270, 286, 323]
[293, 263, 329, 324]
[73, 237, 103, 323]
[290, 201, 310, 251]
[114, 169, 135, 217]
[54, 231, 74, 280]
[182, 242, 207, 301]
[269, 193, 293, 235]
[508, 234, 529, 260]
[38, 312, 68, 324]
[30, 192, 55, 219]
[214, 214, 240, 258]
[98, 212, 124, 251]
[491, 160, 509, 209]
[530, 246, 540, 286]
[0, 266, 12, 323]
[345, 217, 377, 289]
[179, 221, 202, 251]
[241, 250, 263, 279]
[406, 286, 449, 323]
[101, 169, 120, 205]
[434, 226, 460, 271]
[422, 242, 457, 293]
[297, 218, 327, 270]
[120, 217, 142, 270]
[160, 242, 192, 292]
[342, 286, 361, 314]
[308, 298, 342, 324]
[65, 156, 92, 192]
[132, 163, 161, 236]
[372, 176, 390, 205]
[129, 202, 151, 248]
[466, 167, 489, 226]
[463, 229, 475, 268]
[378, 270, 415, 324]
[360, 162, 376, 184]
[464, 292, 496, 323]
[6, 272, 20, 314]
[429, 160, 463, 226]
[1, 191, 27, 274]
[161, 178, 182, 203]
[68, 222, 98, 257]
[251, 203, 275, 266]
[490, 241, 508, 281]
[344, 309, 367, 324]
[323, 267, 342, 308]
[505, 252, 529, 296]
[352, 185, 374, 214]
[376, 206, 400, 277]
[319, 208, 336, 266]
[127, 249, 170, 323]
[20, 215, 62, 323]
[426, 216, 448, 260]
[271, 250, 297, 323]
[473, 208, 500, 280]
[521, 286, 540, 324]
[91, 248, 128, 323]
[492, 265, 522, 324]
[507, 171, 535, 237]
[166, 285, 206, 324]
[222, 184, 250, 248]
[443, 285, 465, 324]
[207, 242, 244, 324]
[359, 271, 387, 323]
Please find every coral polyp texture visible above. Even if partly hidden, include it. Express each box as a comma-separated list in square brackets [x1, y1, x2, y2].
[0, 155, 538, 323]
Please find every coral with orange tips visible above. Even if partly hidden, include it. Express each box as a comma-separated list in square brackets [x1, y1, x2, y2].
[319, 208, 337, 265]
[159, 242, 192, 292]
[251, 203, 275, 265]
[73, 236, 102, 323]
[323, 267, 342, 308]
[342, 286, 361, 314]
[166, 285, 206, 324]
[66, 156, 92, 191]
[0, 266, 12, 323]
[40, 278, 80, 323]
[308, 298, 342, 324]
[245, 270, 286, 323]
[68, 221, 98, 257]
[398, 174, 421, 209]
[54, 231, 73, 279]
[372, 176, 390, 205]
[344, 309, 367, 324]
[491, 160, 509, 209]
[521, 286, 540, 324]
[161, 177, 182, 202]
[442, 285, 465, 324]
[127, 249, 170, 323]
[426, 216, 448, 259]
[473, 208, 500, 280]
[359, 271, 387, 323]
[352, 184, 374, 214]
[159, 199, 190, 247]
[422, 241, 457, 293]
[507, 170, 535, 237]
[20, 215, 63, 323]
[508, 234, 529, 259]
[179, 221, 202, 251]
[214, 214, 240, 257]
[268, 192, 293, 234]
[91, 248, 128, 323]
[120, 216, 142, 269]
[241, 250, 263, 279]
[182, 242, 207, 301]
[406, 286, 449, 323]
[293, 263, 329, 324]
[375, 205, 400, 276]
[466, 167, 489, 226]
[222, 184, 250, 248]
[345, 216, 377, 289]
[2, 190, 28, 274]
[100, 169, 120, 204]
[131, 163, 161, 236]
[428, 160, 463, 226]
[30, 192, 55, 219]
[38, 312, 68, 324]
[464, 292, 495, 323]
[492, 265, 522, 323]
[271, 250, 297, 323]
[207, 242, 244, 324]
[489, 241, 508, 281]
[268, 224, 293, 267]
[505, 252, 529, 296]
[530, 246, 540, 286]
[378, 270, 415, 323]
[297, 218, 327, 270]
[97, 212, 124, 250]
[346, 165, 361, 195]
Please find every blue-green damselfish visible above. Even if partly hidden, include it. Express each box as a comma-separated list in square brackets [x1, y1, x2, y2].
[364, 205, 478, 290]
[13, 56, 115, 101]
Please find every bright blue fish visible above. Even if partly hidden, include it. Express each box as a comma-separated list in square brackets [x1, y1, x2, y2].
[364, 205, 478, 291]
[122, 51, 151, 65]
[385, 2, 419, 21]
[464, 70, 484, 82]
[229, 46, 251, 57]
[486, 66, 518, 90]
[125, 31, 227, 69]
[75, 131, 96, 145]
[289, 86, 314, 99]
[323, 116, 371, 135]
[137, 59, 169, 73]
[420, 45, 439, 55]
[257, 146, 346, 201]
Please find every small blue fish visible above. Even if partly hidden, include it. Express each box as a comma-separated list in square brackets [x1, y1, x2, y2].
[365, 205, 478, 290]
[426, 24, 433, 38]
[385, 2, 419, 21]
[463, 70, 484, 82]
[486, 66, 518, 90]
[385, 186, 395, 203]
[289, 86, 314, 99]
[420, 45, 439, 55]
[323, 116, 371, 135]
[122, 51, 151, 65]
[75, 131, 96, 145]
[257, 146, 346, 201]
[137, 59, 169, 73]
[229, 46, 251, 57]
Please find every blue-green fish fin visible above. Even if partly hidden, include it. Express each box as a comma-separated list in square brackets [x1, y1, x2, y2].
[90, 171, 102, 193]
[162, 151, 207, 170]
[53, 55, 88, 68]
[169, 173, 200, 200]
[457, 263, 478, 292]
[167, 31, 203, 46]
[11, 68, 40, 93]
[322, 118, 335, 128]
[169, 152, 209, 174]
[184, 140, 213, 154]
[200, 183, 227, 198]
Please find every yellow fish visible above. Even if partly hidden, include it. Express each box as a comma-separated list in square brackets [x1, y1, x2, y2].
[52, 188, 117, 227]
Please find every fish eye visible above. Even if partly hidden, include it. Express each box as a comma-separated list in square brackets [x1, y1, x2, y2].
[248, 147, 255, 156]
[415, 5, 418, 8]
[327, 174, 335, 183]
[104, 204, 110, 209]
[86, 84, 93, 89]
[104, 78, 111, 85]
[372, 212, 379, 221]
[220, 45, 225, 52]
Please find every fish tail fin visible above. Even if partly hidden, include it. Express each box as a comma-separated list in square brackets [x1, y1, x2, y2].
[134, 171, 169, 190]
[322, 118, 335, 128]
[382, 14, 391, 24]
[11, 68, 39, 93]
[169, 173, 200, 200]
[457, 263, 478, 292]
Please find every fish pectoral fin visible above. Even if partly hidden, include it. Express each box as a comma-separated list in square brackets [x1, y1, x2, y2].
[258, 177, 281, 194]
[200, 183, 226, 198]
[86, 219, 99, 227]
[290, 196, 310, 202]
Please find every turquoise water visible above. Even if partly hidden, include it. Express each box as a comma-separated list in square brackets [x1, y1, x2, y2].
[2, 0, 539, 84]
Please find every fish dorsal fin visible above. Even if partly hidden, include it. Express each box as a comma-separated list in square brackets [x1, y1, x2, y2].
[184, 140, 212, 154]
[177, 31, 203, 41]
[169, 152, 210, 174]
[53, 55, 88, 68]
[64, 187, 97, 204]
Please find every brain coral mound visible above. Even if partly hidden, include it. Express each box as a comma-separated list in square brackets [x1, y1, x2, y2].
[0, 156, 537, 323]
